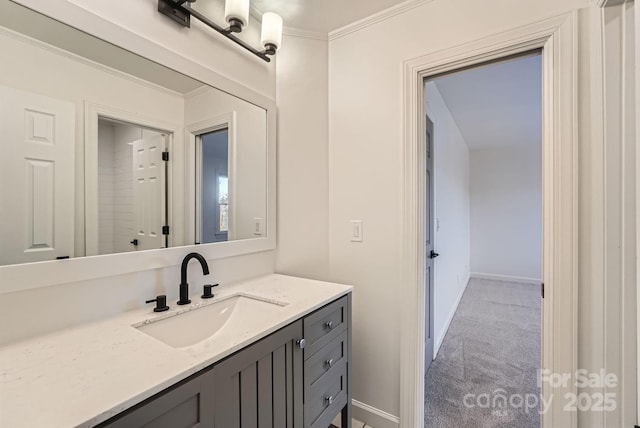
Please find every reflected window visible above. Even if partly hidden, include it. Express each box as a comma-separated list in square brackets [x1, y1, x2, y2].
[218, 175, 229, 232]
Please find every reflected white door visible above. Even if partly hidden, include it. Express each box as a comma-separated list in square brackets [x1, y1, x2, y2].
[0, 85, 75, 265]
[132, 132, 166, 251]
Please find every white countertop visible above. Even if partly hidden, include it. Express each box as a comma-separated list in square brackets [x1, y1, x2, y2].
[0, 274, 352, 428]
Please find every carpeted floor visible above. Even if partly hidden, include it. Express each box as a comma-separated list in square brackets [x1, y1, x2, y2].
[424, 277, 541, 428]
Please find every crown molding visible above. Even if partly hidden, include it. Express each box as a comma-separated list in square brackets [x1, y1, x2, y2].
[283, 27, 328, 41]
[591, 0, 628, 6]
[249, 3, 264, 22]
[329, 0, 433, 41]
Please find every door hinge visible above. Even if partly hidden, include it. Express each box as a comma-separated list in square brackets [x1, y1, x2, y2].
[162, 151, 169, 161]
[162, 225, 170, 235]
[541, 282, 545, 299]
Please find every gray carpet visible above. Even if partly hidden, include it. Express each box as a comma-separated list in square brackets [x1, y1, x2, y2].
[424, 277, 541, 428]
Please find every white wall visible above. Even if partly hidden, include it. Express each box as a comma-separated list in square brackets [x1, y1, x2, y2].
[275, 34, 330, 279]
[470, 144, 542, 281]
[328, 0, 590, 422]
[425, 82, 471, 355]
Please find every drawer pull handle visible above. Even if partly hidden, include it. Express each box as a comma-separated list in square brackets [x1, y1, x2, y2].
[325, 395, 334, 405]
[297, 338, 306, 349]
[325, 321, 334, 330]
[325, 358, 334, 369]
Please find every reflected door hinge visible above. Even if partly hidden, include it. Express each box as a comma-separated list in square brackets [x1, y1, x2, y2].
[162, 151, 169, 161]
[162, 225, 170, 235]
[541, 282, 545, 299]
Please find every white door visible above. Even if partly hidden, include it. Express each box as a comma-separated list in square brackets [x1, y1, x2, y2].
[0, 85, 75, 265]
[132, 132, 166, 251]
[425, 114, 436, 371]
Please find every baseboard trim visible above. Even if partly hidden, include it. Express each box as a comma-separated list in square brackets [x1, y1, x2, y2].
[352, 399, 400, 428]
[434, 273, 470, 358]
[471, 272, 541, 285]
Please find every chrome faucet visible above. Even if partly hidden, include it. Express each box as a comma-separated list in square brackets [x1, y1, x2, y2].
[178, 252, 210, 305]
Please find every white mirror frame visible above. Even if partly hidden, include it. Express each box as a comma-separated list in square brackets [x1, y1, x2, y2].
[0, 0, 276, 294]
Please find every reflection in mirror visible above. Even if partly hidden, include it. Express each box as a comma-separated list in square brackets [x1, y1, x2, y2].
[98, 119, 169, 254]
[0, 1, 268, 267]
[198, 128, 230, 244]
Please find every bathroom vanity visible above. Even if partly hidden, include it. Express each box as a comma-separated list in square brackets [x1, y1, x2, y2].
[0, 275, 352, 428]
[101, 293, 350, 428]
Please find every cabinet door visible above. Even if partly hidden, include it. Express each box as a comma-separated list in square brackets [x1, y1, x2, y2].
[213, 320, 303, 428]
[99, 368, 215, 428]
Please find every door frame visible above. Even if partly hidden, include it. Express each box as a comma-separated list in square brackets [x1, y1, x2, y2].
[400, 12, 578, 428]
[185, 112, 237, 244]
[84, 102, 181, 256]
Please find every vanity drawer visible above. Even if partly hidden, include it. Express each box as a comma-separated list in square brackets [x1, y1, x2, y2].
[304, 330, 347, 389]
[303, 295, 348, 359]
[304, 360, 348, 428]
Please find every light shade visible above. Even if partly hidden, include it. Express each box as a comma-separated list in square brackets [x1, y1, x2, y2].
[225, 0, 250, 28]
[260, 12, 283, 50]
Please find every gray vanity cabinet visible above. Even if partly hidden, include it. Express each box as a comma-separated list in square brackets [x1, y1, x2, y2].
[98, 367, 215, 428]
[99, 294, 351, 428]
[213, 319, 304, 428]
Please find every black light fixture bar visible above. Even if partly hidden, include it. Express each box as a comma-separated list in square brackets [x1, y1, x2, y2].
[158, 0, 271, 62]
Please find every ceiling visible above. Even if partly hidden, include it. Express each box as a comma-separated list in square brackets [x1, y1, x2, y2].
[251, 0, 409, 33]
[431, 54, 542, 150]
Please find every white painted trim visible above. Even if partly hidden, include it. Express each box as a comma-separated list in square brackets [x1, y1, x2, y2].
[401, 12, 578, 428]
[636, 0, 640, 421]
[470, 272, 541, 285]
[352, 399, 400, 428]
[592, 0, 626, 7]
[283, 27, 328, 41]
[434, 274, 470, 359]
[329, 0, 434, 41]
[0, 0, 277, 294]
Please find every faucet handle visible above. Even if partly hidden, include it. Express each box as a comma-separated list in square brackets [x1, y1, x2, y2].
[201, 284, 219, 299]
[145, 295, 170, 312]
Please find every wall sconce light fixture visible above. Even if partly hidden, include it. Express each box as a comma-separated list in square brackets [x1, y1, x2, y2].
[158, 0, 283, 62]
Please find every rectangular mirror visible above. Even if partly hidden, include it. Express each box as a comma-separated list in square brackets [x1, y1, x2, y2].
[0, 1, 270, 267]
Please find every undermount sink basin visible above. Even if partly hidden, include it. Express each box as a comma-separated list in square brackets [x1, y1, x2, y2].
[134, 294, 287, 348]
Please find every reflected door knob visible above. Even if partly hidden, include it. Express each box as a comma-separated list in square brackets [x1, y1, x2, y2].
[130, 239, 139, 246]
[429, 250, 440, 259]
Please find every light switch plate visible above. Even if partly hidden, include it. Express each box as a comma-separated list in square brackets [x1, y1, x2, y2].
[350, 220, 363, 242]
[254, 217, 263, 236]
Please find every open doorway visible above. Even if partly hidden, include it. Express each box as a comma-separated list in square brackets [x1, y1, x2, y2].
[423, 52, 542, 427]
[196, 127, 230, 244]
[96, 117, 169, 255]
